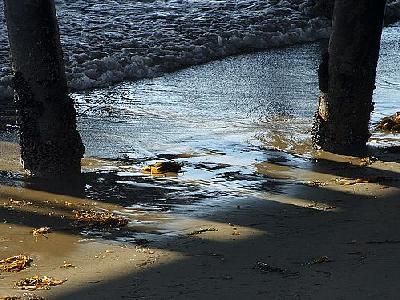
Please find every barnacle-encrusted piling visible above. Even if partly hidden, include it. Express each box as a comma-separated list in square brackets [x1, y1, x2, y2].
[4, 0, 84, 177]
[312, 0, 387, 154]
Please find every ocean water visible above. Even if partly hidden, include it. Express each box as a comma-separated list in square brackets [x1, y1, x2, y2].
[74, 22, 400, 161]
[75, 42, 321, 159]
[0, 0, 334, 100]
[0, 0, 398, 100]
[372, 24, 400, 146]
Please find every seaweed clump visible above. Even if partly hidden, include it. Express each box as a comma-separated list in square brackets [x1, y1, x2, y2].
[0, 255, 32, 272]
[377, 112, 400, 132]
[16, 276, 66, 290]
[73, 210, 129, 228]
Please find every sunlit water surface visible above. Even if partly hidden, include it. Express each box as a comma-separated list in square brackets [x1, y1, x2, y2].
[1, 24, 399, 241]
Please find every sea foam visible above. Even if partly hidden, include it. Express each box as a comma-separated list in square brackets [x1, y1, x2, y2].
[0, 0, 398, 101]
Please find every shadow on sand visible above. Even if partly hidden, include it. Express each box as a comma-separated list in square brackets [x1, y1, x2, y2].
[0, 136, 399, 299]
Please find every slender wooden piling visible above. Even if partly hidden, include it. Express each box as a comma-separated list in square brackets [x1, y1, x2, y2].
[312, 0, 387, 154]
[4, 0, 84, 177]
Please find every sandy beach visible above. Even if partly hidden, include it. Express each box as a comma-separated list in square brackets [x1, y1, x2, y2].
[0, 141, 399, 299]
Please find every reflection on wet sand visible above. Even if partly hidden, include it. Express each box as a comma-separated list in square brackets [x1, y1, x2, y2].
[1, 138, 398, 236]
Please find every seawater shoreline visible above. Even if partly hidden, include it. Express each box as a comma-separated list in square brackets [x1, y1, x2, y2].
[0, 0, 398, 103]
[0, 0, 332, 100]
[1, 0, 399, 102]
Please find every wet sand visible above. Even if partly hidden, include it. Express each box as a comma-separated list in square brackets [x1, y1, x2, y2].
[0, 141, 399, 299]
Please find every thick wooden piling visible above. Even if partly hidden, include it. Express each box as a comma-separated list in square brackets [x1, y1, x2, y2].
[312, 0, 387, 154]
[4, 0, 84, 177]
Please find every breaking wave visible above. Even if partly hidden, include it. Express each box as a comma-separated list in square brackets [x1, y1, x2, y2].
[0, 0, 399, 101]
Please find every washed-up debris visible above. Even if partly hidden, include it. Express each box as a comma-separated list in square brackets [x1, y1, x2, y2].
[8, 199, 33, 206]
[359, 156, 377, 167]
[308, 256, 333, 265]
[336, 176, 395, 186]
[336, 178, 369, 186]
[188, 227, 218, 236]
[25, 295, 45, 300]
[0, 255, 32, 272]
[377, 112, 400, 132]
[32, 227, 51, 237]
[136, 257, 157, 268]
[2, 199, 33, 210]
[304, 202, 336, 211]
[254, 261, 286, 274]
[60, 261, 75, 269]
[5, 294, 45, 300]
[73, 210, 129, 228]
[142, 161, 182, 175]
[232, 227, 241, 236]
[16, 276, 66, 290]
[304, 180, 327, 187]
